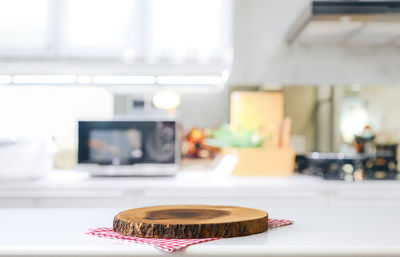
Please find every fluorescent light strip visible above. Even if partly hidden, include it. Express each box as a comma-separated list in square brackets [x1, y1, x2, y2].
[157, 76, 221, 85]
[77, 75, 92, 84]
[13, 75, 77, 84]
[92, 76, 156, 85]
[0, 75, 12, 84]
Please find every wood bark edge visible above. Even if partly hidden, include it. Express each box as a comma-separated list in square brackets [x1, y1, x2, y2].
[113, 214, 268, 239]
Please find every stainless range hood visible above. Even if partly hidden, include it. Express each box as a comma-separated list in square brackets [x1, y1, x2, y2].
[286, 1, 400, 46]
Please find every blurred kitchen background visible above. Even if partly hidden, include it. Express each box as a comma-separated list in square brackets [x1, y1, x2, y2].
[2, 0, 400, 208]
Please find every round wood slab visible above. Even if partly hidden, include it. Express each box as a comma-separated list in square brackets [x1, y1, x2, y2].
[113, 205, 268, 239]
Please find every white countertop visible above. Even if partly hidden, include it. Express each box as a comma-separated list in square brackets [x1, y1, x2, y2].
[2, 207, 400, 257]
[3, 168, 400, 192]
[2, 154, 400, 195]
[2, 168, 400, 209]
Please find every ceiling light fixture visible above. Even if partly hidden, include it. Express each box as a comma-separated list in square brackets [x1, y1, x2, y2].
[92, 76, 156, 85]
[0, 75, 12, 84]
[157, 76, 221, 85]
[77, 75, 92, 84]
[13, 75, 77, 84]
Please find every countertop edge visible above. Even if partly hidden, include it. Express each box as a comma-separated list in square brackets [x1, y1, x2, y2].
[2, 245, 400, 257]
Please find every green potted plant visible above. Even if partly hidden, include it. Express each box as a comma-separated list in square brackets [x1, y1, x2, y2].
[205, 124, 294, 176]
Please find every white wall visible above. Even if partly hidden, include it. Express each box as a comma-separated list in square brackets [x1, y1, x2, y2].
[0, 86, 113, 138]
[230, 0, 400, 85]
[113, 87, 228, 130]
[178, 89, 228, 130]
[114, 0, 400, 133]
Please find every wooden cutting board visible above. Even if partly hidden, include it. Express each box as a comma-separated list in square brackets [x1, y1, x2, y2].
[113, 205, 268, 239]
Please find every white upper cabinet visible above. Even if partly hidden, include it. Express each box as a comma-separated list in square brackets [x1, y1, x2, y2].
[148, 0, 230, 61]
[58, 0, 137, 58]
[0, 0, 50, 57]
[0, 0, 232, 64]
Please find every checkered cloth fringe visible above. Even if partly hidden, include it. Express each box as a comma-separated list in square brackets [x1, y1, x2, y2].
[86, 218, 293, 252]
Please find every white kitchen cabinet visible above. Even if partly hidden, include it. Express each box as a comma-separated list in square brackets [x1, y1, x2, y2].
[1, 171, 400, 208]
[0, 199, 35, 207]
[137, 189, 326, 208]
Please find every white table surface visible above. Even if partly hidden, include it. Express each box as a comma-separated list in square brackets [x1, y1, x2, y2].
[2, 207, 400, 257]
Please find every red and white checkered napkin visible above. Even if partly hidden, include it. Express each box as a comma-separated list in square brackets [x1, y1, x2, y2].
[85, 218, 293, 253]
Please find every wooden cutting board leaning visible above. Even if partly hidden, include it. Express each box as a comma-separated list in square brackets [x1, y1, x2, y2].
[113, 205, 269, 239]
